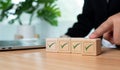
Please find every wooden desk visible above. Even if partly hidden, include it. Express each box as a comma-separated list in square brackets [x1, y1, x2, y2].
[0, 48, 119, 70]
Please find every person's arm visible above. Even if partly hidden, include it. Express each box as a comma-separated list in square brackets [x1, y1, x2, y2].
[65, 0, 94, 37]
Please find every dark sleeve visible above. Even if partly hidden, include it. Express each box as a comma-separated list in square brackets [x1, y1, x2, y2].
[65, 0, 94, 37]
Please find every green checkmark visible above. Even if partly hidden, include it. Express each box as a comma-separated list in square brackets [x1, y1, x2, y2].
[85, 44, 93, 51]
[48, 43, 55, 48]
[61, 43, 68, 48]
[73, 43, 80, 49]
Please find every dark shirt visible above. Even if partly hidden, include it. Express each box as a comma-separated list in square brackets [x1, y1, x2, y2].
[66, 0, 120, 37]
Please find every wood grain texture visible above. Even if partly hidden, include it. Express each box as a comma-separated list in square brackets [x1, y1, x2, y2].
[0, 48, 119, 70]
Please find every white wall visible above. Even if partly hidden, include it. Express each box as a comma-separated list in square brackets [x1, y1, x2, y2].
[0, 0, 84, 45]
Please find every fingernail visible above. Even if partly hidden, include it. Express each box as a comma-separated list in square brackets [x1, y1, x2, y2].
[89, 33, 97, 39]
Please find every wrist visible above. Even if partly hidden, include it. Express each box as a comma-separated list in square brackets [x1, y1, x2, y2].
[60, 35, 70, 38]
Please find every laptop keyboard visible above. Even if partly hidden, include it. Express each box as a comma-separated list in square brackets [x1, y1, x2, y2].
[0, 40, 41, 47]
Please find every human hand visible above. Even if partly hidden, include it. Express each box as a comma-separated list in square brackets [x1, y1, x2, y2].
[89, 13, 120, 45]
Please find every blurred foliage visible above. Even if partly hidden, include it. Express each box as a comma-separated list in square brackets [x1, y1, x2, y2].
[0, 0, 61, 26]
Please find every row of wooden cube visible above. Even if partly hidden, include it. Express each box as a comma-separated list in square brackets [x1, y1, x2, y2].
[46, 38, 101, 56]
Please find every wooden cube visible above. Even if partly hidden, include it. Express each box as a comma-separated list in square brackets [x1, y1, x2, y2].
[71, 38, 83, 53]
[46, 38, 58, 52]
[82, 38, 101, 56]
[58, 38, 71, 53]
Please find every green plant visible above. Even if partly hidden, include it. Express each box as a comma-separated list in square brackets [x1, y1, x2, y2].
[0, 0, 61, 26]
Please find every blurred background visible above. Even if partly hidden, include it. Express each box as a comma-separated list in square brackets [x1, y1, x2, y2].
[0, 0, 84, 45]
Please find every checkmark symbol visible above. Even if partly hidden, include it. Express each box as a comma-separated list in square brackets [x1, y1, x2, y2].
[61, 43, 68, 48]
[85, 44, 93, 51]
[48, 43, 55, 48]
[73, 43, 80, 49]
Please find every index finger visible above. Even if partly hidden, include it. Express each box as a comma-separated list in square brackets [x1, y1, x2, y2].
[89, 19, 113, 38]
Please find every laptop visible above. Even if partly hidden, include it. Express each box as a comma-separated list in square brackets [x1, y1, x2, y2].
[0, 39, 45, 50]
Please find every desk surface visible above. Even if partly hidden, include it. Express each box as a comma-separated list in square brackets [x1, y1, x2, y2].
[0, 48, 119, 70]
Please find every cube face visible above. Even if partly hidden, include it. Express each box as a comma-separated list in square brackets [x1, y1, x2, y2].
[96, 39, 102, 55]
[71, 38, 83, 53]
[58, 38, 71, 53]
[82, 41, 96, 55]
[46, 38, 58, 52]
[82, 39, 101, 56]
